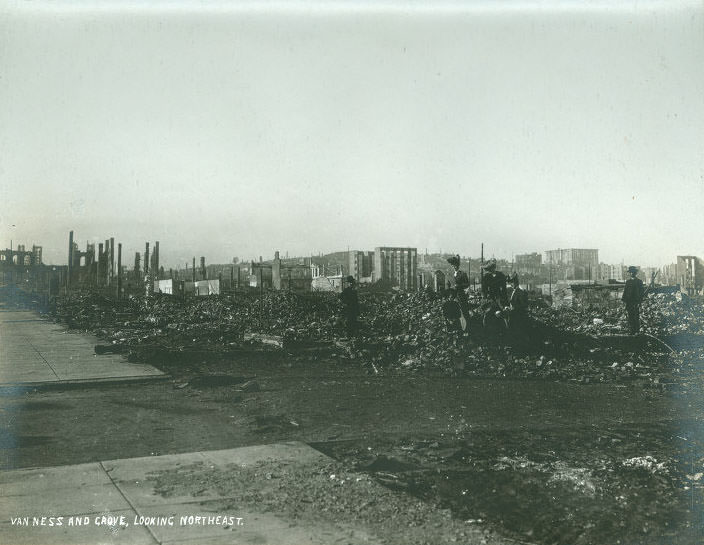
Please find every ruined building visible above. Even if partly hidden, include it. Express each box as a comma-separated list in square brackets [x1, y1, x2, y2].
[374, 247, 418, 290]
[0, 244, 43, 267]
[0, 243, 59, 295]
[347, 250, 374, 283]
[677, 256, 704, 295]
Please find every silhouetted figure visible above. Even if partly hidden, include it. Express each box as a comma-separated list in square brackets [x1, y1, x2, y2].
[481, 259, 508, 332]
[339, 275, 360, 338]
[508, 273, 530, 345]
[447, 254, 470, 333]
[622, 266, 644, 335]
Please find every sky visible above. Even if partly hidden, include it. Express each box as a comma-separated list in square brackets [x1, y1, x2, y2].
[1, 0, 703, 268]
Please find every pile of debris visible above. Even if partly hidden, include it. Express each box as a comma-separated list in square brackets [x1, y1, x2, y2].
[50, 288, 703, 384]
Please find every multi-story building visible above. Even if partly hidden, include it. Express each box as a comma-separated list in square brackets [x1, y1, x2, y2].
[544, 248, 599, 281]
[641, 266, 659, 285]
[515, 252, 542, 274]
[347, 251, 374, 283]
[677, 256, 704, 295]
[596, 263, 624, 282]
[373, 247, 417, 290]
[660, 263, 678, 286]
[544, 248, 599, 267]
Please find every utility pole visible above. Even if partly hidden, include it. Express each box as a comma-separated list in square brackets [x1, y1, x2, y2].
[480, 242, 484, 294]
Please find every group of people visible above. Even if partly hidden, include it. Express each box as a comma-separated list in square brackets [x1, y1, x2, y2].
[445, 255, 529, 340]
[336, 257, 647, 342]
[446, 256, 647, 338]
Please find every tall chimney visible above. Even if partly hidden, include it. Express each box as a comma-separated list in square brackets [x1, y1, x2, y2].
[67, 231, 74, 288]
[154, 241, 160, 280]
[109, 237, 115, 286]
[117, 243, 122, 299]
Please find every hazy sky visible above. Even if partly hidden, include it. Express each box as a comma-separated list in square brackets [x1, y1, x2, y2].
[1, 0, 703, 268]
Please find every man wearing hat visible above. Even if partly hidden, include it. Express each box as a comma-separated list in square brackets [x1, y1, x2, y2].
[481, 259, 508, 330]
[339, 275, 360, 338]
[447, 255, 470, 331]
[481, 259, 508, 303]
[507, 273, 530, 344]
[622, 266, 645, 335]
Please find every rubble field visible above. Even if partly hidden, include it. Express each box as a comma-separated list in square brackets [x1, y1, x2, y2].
[51, 289, 704, 387]
[38, 289, 704, 544]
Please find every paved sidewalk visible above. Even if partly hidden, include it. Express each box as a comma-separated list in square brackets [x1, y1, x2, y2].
[0, 442, 379, 545]
[0, 310, 163, 385]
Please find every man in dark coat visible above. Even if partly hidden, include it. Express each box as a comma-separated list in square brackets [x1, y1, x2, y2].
[339, 275, 360, 338]
[481, 259, 507, 304]
[447, 255, 470, 329]
[507, 273, 530, 344]
[622, 266, 645, 335]
[481, 259, 508, 330]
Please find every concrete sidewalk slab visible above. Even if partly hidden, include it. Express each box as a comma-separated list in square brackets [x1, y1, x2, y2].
[0, 442, 380, 545]
[0, 462, 113, 492]
[102, 452, 211, 508]
[0, 483, 130, 517]
[0, 310, 164, 386]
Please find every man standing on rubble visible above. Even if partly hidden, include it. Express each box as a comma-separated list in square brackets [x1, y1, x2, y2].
[447, 255, 470, 328]
[481, 258, 508, 329]
[622, 266, 645, 335]
[339, 275, 360, 338]
[508, 273, 530, 343]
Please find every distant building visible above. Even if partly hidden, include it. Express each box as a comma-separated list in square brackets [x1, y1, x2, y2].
[311, 274, 344, 292]
[596, 263, 624, 282]
[660, 263, 678, 286]
[515, 252, 542, 274]
[310, 262, 322, 278]
[545, 248, 599, 267]
[347, 251, 374, 283]
[252, 251, 314, 292]
[249, 262, 273, 289]
[0, 244, 43, 267]
[641, 266, 659, 285]
[196, 279, 220, 296]
[178, 280, 219, 296]
[545, 248, 599, 281]
[571, 283, 625, 310]
[373, 247, 417, 290]
[0, 242, 57, 292]
[677, 256, 704, 295]
[154, 278, 186, 295]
